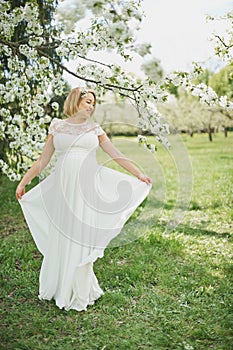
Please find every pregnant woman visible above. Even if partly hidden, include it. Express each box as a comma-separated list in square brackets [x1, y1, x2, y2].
[16, 87, 153, 312]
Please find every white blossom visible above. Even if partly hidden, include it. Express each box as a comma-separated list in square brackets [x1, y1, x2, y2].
[19, 45, 37, 59]
[219, 95, 228, 108]
[0, 121, 5, 138]
[28, 37, 44, 47]
[56, 44, 70, 56]
[23, 3, 39, 21]
[12, 115, 23, 124]
[51, 102, 59, 111]
[149, 144, 156, 153]
[137, 135, 147, 143]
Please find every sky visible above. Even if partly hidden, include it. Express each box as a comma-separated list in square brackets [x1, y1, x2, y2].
[63, 0, 232, 87]
[137, 0, 232, 72]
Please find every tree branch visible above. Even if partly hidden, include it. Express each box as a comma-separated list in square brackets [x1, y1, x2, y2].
[214, 35, 233, 49]
[0, 37, 143, 101]
[36, 48, 143, 93]
[76, 54, 112, 68]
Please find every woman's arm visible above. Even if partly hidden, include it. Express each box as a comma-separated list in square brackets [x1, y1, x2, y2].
[16, 134, 55, 199]
[98, 134, 152, 185]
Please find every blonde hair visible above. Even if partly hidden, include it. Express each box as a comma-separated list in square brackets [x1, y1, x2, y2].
[63, 87, 96, 117]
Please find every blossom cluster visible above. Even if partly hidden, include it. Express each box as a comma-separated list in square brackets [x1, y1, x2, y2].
[55, 0, 151, 61]
[219, 95, 233, 112]
[0, 0, 70, 180]
[0, 2, 43, 40]
[0, 159, 21, 182]
[137, 135, 157, 153]
[165, 71, 233, 111]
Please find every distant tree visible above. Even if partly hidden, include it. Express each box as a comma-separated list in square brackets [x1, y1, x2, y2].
[141, 57, 164, 82]
[158, 88, 232, 141]
[209, 64, 233, 100]
[193, 68, 214, 85]
[190, 64, 233, 135]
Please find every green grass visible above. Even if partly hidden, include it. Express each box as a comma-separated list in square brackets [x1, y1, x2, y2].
[1, 132, 232, 350]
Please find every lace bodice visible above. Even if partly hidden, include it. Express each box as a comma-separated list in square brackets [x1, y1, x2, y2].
[48, 118, 105, 136]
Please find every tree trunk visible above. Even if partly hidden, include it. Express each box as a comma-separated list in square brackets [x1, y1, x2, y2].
[208, 125, 213, 142]
[224, 126, 228, 137]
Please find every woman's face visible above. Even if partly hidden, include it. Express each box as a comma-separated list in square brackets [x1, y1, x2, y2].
[77, 93, 96, 118]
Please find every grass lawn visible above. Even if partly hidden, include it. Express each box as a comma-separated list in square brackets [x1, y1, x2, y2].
[0, 132, 232, 350]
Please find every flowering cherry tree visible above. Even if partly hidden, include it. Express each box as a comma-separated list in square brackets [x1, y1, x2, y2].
[0, 0, 232, 181]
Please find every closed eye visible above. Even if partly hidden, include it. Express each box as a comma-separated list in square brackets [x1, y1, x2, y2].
[86, 100, 95, 107]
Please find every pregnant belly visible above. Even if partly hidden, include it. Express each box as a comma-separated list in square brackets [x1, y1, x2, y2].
[55, 148, 98, 175]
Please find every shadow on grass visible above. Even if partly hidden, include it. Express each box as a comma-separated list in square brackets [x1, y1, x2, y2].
[150, 219, 232, 239]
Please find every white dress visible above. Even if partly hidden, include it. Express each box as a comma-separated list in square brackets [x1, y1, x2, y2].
[19, 118, 152, 311]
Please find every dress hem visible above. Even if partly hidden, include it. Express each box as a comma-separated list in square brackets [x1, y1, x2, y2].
[38, 289, 104, 312]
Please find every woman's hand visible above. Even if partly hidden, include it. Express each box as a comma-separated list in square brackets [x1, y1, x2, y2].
[137, 173, 153, 185]
[16, 184, 25, 200]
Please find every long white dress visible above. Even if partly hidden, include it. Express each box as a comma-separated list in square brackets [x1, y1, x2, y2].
[19, 118, 152, 311]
